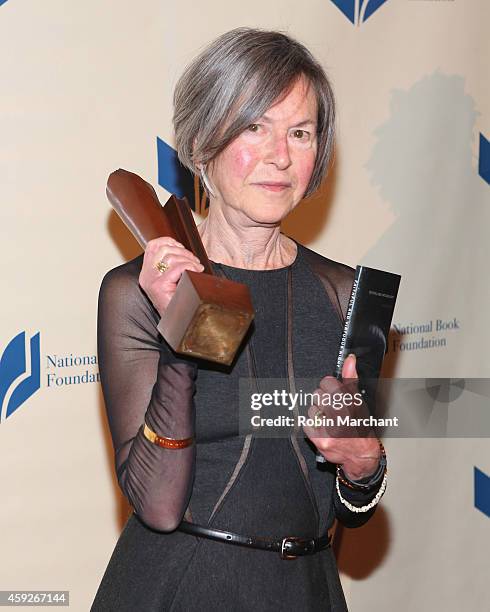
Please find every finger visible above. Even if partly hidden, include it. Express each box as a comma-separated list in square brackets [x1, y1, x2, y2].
[310, 388, 322, 406]
[303, 423, 331, 452]
[319, 376, 340, 393]
[308, 404, 322, 418]
[146, 236, 186, 251]
[305, 405, 332, 436]
[157, 260, 204, 285]
[146, 250, 201, 280]
[341, 353, 358, 380]
[151, 246, 201, 265]
[153, 251, 202, 270]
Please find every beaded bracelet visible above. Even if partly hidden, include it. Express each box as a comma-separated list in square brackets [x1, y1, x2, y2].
[335, 471, 388, 513]
[143, 423, 194, 449]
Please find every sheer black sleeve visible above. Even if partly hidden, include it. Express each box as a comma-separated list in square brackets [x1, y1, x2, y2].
[97, 258, 197, 532]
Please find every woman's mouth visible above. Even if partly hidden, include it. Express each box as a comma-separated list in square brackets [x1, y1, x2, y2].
[254, 182, 291, 192]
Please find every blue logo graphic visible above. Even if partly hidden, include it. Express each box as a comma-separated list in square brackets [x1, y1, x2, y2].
[157, 137, 198, 208]
[479, 133, 490, 185]
[0, 1, 10, 7]
[0, 331, 41, 423]
[330, 0, 389, 25]
[474, 466, 490, 518]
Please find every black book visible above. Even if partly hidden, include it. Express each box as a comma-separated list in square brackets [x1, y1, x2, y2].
[316, 265, 400, 464]
[335, 265, 401, 383]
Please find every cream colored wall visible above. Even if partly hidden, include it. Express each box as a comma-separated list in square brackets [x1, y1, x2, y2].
[1, 1, 488, 610]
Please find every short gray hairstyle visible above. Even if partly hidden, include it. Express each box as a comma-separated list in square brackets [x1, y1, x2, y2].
[173, 27, 336, 199]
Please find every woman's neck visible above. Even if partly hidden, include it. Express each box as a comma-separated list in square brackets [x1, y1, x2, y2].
[197, 205, 297, 270]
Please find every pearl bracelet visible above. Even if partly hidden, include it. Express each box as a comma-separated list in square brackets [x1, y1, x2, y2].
[335, 471, 388, 513]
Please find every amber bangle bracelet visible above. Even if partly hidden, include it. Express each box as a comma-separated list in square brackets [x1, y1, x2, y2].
[143, 423, 194, 449]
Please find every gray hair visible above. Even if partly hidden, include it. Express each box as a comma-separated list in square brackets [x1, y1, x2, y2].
[173, 27, 336, 199]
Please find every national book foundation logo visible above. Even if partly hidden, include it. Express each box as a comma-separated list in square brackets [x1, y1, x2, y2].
[329, 0, 389, 26]
[0, 331, 40, 423]
[0, 331, 100, 423]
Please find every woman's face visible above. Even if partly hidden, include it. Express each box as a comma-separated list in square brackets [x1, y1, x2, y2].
[207, 75, 318, 225]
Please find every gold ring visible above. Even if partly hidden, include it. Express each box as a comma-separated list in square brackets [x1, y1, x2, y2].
[155, 259, 170, 273]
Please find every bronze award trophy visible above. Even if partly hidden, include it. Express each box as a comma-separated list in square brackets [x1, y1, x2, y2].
[106, 169, 254, 366]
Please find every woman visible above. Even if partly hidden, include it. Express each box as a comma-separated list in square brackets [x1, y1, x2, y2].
[92, 27, 387, 611]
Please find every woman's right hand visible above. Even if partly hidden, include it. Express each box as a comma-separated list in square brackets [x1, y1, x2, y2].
[139, 237, 204, 317]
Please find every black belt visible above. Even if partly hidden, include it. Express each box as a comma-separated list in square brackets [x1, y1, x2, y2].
[178, 520, 332, 560]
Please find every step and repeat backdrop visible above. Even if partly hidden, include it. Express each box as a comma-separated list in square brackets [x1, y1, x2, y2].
[1, 1, 489, 610]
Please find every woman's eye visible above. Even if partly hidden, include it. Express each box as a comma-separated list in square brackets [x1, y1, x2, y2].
[292, 129, 309, 140]
[247, 123, 260, 132]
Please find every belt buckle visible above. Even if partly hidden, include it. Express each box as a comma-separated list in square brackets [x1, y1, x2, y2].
[281, 536, 302, 560]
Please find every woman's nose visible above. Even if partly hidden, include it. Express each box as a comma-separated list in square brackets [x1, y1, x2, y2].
[263, 132, 292, 170]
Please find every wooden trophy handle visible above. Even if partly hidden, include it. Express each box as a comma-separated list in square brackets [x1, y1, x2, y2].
[105, 169, 254, 366]
[106, 168, 213, 275]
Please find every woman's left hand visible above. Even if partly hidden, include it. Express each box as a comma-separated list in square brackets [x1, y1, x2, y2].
[302, 354, 381, 480]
